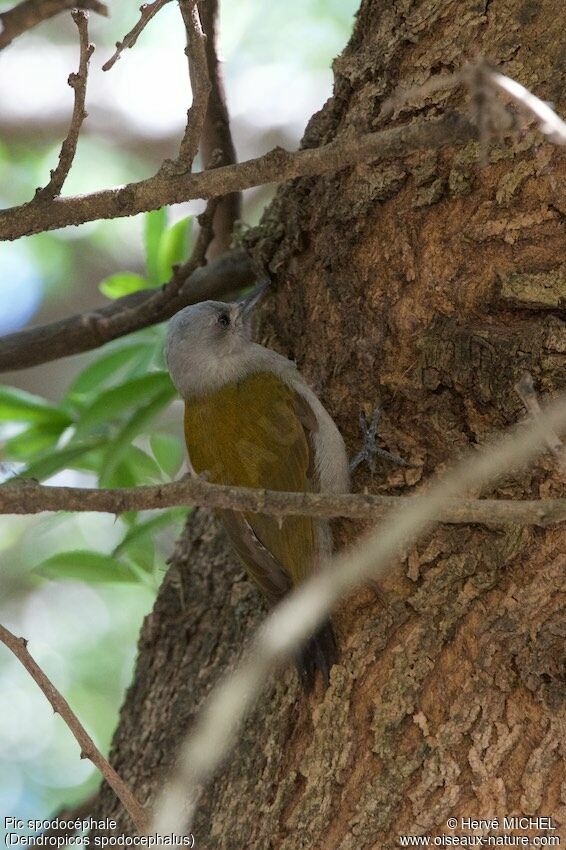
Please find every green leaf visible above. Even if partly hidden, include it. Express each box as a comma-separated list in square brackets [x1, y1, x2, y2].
[150, 433, 184, 478]
[144, 208, 167, 285]
[124, 342, 161, 378]
[113, 508, 187, 557]
[67, 343, 153, 398]
[157, 216, 192, 284]
[103, 445, 163, 488]
[34, 550, 138, 584]
[120, 537, 156, 575]
[67, 446, 105, 475]
[120, 511, 139, 528]
[0, 386, 71, 425]
[100, 457, 138, 489]
[73, 372, 173, 439]
[126, 445, 164, 482]
[99, 273, 148, 300]
[3, 422, 66, 460]
[22, 438, 103, 481]
[99, 386, 176, 486]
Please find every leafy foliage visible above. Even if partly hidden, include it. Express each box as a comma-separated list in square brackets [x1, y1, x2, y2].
[0, 211, 194, 586]
[98, 273, 147, 299]
[0, 1, 359, 827]
[34, 550, 140, 584]
[98, 212, 192, 298]
[0, 386, 72, 425]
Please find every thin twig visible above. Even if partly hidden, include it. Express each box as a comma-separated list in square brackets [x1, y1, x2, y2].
[2, 66, 564, 242]
[175, 0, 211, 169]
[35, 9, 93, 201]
[0, 112, 478, 242]
[102, 0, 170, 72]
[111, 197, 220, 331]
[1, 476, 565, 527]
[197, 0, 241, 259]
[0, 623, 148, 833]
[0, 248, 253, 373]
[150, 393, 566, 837]
[103, 0, 213, 175]
[515, 372, 566, 475]
[0, 0, 107, 51]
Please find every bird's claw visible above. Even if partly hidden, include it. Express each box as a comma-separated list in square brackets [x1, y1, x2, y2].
[349, 405, 410, 474]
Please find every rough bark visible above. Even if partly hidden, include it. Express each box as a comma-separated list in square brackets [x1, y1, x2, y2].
[90, 1, 566, 847]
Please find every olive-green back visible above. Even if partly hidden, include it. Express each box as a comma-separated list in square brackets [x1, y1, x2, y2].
[184, 371, 316, 597]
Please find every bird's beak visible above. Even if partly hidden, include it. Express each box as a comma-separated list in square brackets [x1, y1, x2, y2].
[237, 279, 270, 321]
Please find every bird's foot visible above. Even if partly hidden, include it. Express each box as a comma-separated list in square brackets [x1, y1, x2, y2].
[349, 405, 409, 474]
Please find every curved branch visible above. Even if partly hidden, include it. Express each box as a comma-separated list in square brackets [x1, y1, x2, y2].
[1, 476, 565, 528]
[104, 1, 212, 174]
[197, 0, 241, 259]
[0, 623, 148, 833]
[35, 9, 93, 201]
[176, 0, 210, 169]
[127, 196, 220, 323]
[0, 0, 107, 51]
[1, 67, 563, 242]
[0, 113, 477, 242]
[0, 248, 254, 372]
[102, 0, 170, 72]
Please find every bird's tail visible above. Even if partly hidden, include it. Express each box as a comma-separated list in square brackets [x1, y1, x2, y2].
[294, 618, 338, 691]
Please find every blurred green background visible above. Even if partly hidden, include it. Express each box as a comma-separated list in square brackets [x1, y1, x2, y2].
[0, 0, 357, 834]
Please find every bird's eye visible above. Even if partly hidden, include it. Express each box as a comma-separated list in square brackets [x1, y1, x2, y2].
[217, 312, 230, 328]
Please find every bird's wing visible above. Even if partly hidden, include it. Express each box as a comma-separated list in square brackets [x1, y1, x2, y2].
[184, 372, 323, 599]
[224, 381, 322, 600]
[218, 510, 292, 601]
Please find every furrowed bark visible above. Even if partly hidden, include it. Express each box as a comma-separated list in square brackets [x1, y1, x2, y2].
[89, 1, 566, 846]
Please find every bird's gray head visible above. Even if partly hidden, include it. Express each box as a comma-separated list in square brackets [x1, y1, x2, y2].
[166, 289, 267, 398]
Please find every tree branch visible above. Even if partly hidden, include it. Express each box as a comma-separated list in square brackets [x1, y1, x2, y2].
[150, 394, 566, 837]
[105, 0, 211, 166]
[0, 623, 148, 834]
[119, 196, 220, 329]
[1, 476, 565, 528]
[1, 66, 563, 243]
[102, 0, 170, 72]
[0, 0, 107, 51]
[0, 248, 253, 373]
[0, 113, 478, 242]
[196, 0, 242, 259]
[35, 9, 93, 201]
[175, 0, 211, 169]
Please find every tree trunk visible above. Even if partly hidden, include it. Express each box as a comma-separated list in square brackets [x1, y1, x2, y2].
[90, 1, 566, 846]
